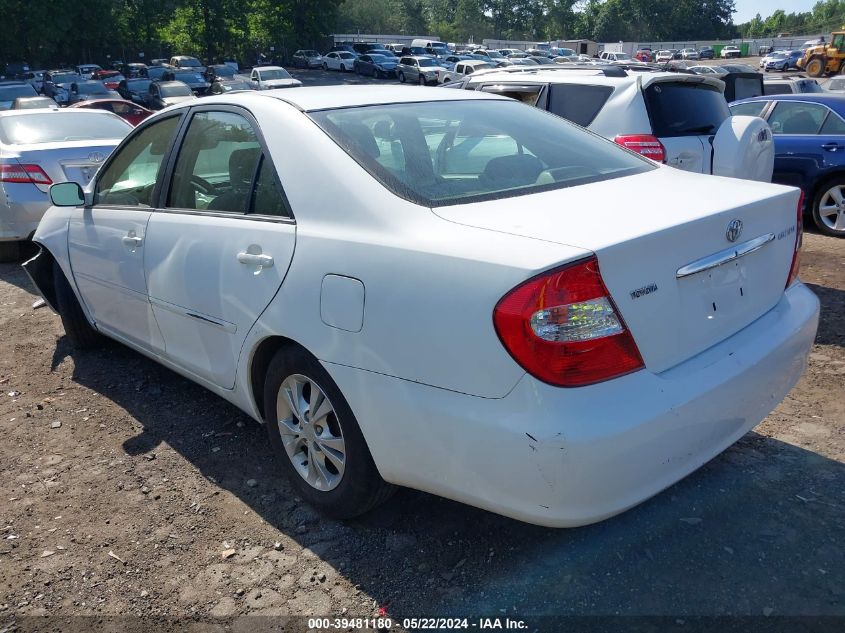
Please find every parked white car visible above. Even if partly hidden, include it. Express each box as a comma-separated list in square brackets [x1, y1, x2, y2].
[438, 59, 496, 83]
[27, 86, 818, 527]
[322, 52, 357, 72]
[680, 48, 700, 60]
[721, 45, 742, 58]
[462, 66, 775, 181]
[598, 51, 632, 63]
[248, 66, 301, 90]
[656, 50, 674, 63]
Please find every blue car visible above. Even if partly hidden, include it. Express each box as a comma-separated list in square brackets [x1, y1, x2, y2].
[730, 93, 845, 237]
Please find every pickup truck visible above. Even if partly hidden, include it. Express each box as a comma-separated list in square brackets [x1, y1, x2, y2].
[247, 66, 302, 90]
[439, 59, 496, 84]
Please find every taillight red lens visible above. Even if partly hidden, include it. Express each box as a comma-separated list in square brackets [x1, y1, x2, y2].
[0, 164, 53, 185]
[493, 256, 645, 387]
[786, 191, 804, 288]
[614, 134, 666, 163]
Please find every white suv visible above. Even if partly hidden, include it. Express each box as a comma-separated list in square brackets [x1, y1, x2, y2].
[439, 59, 496, 83]
[461, 65, 774, 181]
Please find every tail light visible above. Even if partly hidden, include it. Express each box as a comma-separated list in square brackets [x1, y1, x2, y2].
[493, 256, 644, 387]
[786, 191, 804, 288]
[614, 134, 666, 163]
[0, 164, 53, 185]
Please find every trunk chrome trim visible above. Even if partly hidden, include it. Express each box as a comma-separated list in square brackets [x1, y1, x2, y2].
[676, 233, 775, 279]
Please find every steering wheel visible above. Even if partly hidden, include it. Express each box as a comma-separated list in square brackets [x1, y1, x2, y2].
[190, 175, 216, 195]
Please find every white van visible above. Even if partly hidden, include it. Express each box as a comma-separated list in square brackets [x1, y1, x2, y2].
[411, 39, 450, 57]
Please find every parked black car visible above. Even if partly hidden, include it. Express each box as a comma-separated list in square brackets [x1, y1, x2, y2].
[116, 78, 153, 106]
[147, 80, 196, 110]
[204, 64, 236, 82]
[0, 82, 38, 109]
[144, 65, 172, 81]
[162, 69, 210, 94]
[353, 53, 398, 78]
[699, 47, 715, 59]
[122, 62, 148, 78]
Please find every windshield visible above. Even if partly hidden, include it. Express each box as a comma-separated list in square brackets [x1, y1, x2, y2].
[260, 69, 292, 80]
[213, 65, 235, 76]
[486, 51, 503, 58]
[127, 79, 151, 91]
[160, 83, 192, 97]
[303, 50, 319, 57]
[178, 58, 202, 67]
[309, 100, 653, 207]
[418, 58, 438, 67]
[222, 81, 251, 91]
[51, 73, 79, 84]
[368, 54, 389, 61]
[174, 72, 204, 83]
[769, 53, 787, 59]
[0, 111, 130, 144]
[614, 53, 632, 59]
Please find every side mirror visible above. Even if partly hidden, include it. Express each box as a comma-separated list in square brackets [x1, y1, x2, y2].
[50, 182, 85, 207]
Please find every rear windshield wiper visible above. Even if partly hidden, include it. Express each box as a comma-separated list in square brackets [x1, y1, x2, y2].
[675, 124, 717, 135]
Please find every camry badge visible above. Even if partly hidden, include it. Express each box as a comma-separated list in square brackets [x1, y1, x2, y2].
[88, 151, 105, 163]
[726, 219, 743, 243]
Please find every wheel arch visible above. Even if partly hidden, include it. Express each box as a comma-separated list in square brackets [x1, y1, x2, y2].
[21, 244, 59, 311]
[249, 335, 314, 422]
[808, 169, 845, 210]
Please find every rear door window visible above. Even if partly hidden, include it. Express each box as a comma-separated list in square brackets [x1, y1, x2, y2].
[764, 83, 793, 95]
[643, 81, 729, 137]
[820, 112, 845, 135]
[768, 101, 827, 135]
[547, 84, 613, 127]
[729, 101, 769, 117]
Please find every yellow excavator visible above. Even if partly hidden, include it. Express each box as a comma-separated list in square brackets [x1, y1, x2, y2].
[798, 30, 845, 77]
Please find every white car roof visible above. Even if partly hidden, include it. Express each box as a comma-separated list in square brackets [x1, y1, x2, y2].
[254, 65, 285, 72]
[467, 67, 724, 90]
[195, 85, 507, 112]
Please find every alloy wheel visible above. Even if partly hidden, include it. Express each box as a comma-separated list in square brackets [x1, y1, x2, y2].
[276, 374, 346, 491]
[817, 185, 845, 234]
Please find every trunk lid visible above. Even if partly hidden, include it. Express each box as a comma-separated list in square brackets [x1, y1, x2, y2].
[10, 139, 121, 192]
[433, 168, 800, 373]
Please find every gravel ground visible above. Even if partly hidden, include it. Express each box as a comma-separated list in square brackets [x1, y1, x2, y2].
[0, 227, 842, 631]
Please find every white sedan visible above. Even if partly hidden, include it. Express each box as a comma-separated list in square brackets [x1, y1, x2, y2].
[323, 51, 357, 72]
[27, 86, 819, 527]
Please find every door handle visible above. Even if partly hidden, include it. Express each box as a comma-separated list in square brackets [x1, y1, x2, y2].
[237, 252, 274, 268]
[822, 142, 841, 152]
[122, 235, 143, 247]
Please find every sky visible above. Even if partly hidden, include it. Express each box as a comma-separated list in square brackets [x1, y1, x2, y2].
[733, 0, 818, 24]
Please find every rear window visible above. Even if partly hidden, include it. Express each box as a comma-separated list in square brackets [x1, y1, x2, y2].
[309, 99, 653, 207]
[0, 84, 38, 103]
[547, 84, 614, 127]
[0, 112, 130, 144]
[797, 80, 822, 93]
[643, 81, 729, 137]
[763, 83, 793, 96]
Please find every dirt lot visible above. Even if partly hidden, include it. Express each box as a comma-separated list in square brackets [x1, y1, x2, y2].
[0, 230, 843, 630]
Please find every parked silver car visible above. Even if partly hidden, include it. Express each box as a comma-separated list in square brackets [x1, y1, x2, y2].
[397, 56, 445, 85]
[0, 109, 131, 261]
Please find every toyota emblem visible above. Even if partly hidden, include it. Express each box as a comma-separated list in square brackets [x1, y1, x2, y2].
[88, 151, 105, 163]
[726, 219, 743, 243]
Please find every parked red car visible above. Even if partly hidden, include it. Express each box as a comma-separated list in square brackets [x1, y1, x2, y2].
[90, 69, 125, 90]
[68, 98, 152, 126]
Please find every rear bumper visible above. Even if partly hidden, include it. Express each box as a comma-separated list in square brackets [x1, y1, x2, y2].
[0, 183, 49, 241]
[329, 283, 819, 527]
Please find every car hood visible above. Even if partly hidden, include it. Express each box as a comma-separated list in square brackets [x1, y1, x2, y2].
[263, 78, 302, 88]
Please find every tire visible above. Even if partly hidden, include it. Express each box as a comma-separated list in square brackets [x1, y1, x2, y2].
[0, 241, 21, 263]
[806, 56, 825, 78]
[322, 62, 328, 71]
[53, 262, 101, 349]
[340, 64, 346, 72]
[839, 61, 845, 75]
[419, 75, 426, 86]
[812, 180, 845, 237]
[263, 347, 395, 519]
[398, 71, 405, 83]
